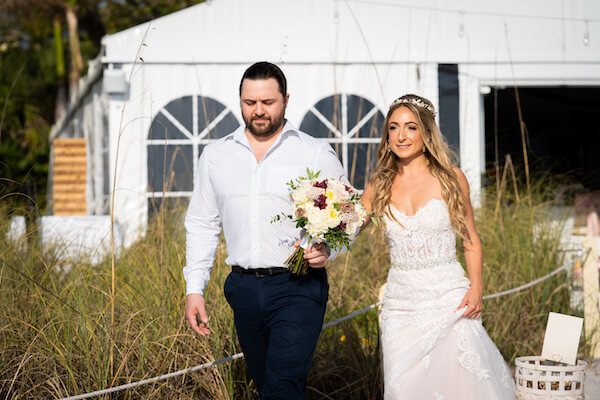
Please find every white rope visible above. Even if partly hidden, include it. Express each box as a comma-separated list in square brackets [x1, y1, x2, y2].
[59, 253, 585, 400]
[482, 265, 569, 300]
[60, 353, 244, 400]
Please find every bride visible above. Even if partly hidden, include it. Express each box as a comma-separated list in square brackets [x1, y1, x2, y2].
[361, 94, 515, 399]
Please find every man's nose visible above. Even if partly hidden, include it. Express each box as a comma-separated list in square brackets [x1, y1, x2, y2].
[255, 103, 264, 115]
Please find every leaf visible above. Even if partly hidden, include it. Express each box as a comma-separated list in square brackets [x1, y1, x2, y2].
[305, 168, 321, 180]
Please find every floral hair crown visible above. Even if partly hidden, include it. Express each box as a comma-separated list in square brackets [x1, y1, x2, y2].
[391, 97, 436, 114]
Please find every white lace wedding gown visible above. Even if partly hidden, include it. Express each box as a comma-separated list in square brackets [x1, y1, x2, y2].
[380, 199, 515, 400]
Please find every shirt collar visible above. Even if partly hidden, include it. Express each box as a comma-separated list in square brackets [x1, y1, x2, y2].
[231, 119, 299, 146]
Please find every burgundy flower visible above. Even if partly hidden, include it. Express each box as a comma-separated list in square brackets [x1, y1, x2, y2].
[336, 222, 347, 231]
[313, 194, 327, 210]
[314, 180, 328, 189]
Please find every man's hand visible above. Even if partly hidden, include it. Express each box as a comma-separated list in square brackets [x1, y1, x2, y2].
[295, 241, 329, 269]
[186, 293, 211, 336]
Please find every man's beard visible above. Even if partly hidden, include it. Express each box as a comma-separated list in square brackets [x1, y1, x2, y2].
[244, 109, 286, 137]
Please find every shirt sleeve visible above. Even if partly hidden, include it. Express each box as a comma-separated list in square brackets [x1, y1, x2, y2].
[315, 143, 349, 261]
[183, 148, 222, 296]
[316, 143, 347, 183]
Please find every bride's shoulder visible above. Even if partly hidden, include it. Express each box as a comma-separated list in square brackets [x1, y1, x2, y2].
[452, 167, 471, 195]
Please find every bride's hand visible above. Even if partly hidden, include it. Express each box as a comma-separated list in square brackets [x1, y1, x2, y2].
[457, 286, 483, 319]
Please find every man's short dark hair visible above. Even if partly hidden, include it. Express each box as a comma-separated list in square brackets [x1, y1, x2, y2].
[239, 61, 287, 98]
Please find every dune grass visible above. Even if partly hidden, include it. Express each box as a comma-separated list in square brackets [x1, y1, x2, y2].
[0, 178, 584, 399]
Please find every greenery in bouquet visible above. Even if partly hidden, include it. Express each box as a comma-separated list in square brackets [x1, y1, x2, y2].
[273, 169, 367, 275]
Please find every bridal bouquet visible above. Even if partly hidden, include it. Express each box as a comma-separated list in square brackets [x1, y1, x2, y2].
[273, 169, 367, 275]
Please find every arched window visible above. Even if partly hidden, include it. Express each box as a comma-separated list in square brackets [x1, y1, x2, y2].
[147, 95, 239, 211]
[300, 94, 384, 189]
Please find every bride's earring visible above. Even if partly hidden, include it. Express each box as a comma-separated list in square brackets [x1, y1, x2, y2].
[422, 145, 426, 153]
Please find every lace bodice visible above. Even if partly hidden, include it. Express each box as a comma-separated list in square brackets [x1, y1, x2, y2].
[384, 198, 458, 271]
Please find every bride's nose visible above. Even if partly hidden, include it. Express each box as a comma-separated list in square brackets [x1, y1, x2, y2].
[397, 128, 407, 141]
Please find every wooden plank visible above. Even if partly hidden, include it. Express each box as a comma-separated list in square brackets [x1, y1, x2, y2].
[53, 166, 87, 174]
[54, 156, 87, 164]
[54, 207, 87, 214]
[53, 175, 86, 181]
[54, 182, 86, 189]
[54, 200, 87, 208]
[54, 182, 86, 193]
[53, 195, 86, 203]
[54, 148, 87, 156]
[54, 201, 87, 208]
[54, 138, 86, 146]
[53, 177, 87, 185]
[53, 184, 87, 193]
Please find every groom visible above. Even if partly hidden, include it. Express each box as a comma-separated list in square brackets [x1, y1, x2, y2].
[184, 61, 346, 399]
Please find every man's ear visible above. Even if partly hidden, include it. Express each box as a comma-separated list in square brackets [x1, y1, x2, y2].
[284, 93, 290, 107]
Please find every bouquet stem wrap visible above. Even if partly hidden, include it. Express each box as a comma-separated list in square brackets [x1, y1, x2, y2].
[284, 236, 311, 275]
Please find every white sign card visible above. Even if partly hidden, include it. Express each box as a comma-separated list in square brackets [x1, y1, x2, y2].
[541, 312, 583, 365]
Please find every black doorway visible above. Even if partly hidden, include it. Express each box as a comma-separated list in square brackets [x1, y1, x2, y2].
[483, 87, 600, 190]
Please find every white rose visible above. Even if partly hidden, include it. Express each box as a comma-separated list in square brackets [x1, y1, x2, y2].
[327, 179, 350, 201]
[292, 181, 312, 203]
[346, 221, 360, 236]
[307, 208, 329, 235]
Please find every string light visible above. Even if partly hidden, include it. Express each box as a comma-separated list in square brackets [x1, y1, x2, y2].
[583, 20, 590, 46]
[458, 12, 465, 38]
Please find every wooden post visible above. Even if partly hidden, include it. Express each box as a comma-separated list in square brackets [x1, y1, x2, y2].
[583, 236, 600, 359]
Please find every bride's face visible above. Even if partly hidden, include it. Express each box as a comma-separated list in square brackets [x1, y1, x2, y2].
[387, 106, 425, 161]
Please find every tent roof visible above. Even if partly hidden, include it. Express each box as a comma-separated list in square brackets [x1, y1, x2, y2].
[101, 0, 600, 65]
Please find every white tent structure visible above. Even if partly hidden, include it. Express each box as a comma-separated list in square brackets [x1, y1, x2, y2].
[49, 0, 600, 246]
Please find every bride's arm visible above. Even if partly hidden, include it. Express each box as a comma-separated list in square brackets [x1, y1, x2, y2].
[454, 167, 484, 319]
[359, 183, 376, 234]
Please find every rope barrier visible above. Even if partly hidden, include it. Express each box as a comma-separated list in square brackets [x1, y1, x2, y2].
[482, 265, 569, 300]
[60, 354, 244, 400]
[59, 252, 587, 400]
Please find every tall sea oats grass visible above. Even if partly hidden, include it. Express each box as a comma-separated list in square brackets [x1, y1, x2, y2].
[0, 174, 587, 399]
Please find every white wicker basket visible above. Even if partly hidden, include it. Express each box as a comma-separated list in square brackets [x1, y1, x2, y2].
[515, 356, 587, 399]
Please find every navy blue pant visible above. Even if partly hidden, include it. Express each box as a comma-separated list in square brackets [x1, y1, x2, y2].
[224, 268, 328, 400]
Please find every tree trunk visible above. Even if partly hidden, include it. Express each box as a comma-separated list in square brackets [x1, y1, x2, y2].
[65, 3, 83, 100]
[54, 16, 67, 120]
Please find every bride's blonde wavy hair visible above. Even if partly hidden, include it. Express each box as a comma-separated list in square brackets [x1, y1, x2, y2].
[370, 94, 470, 240]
